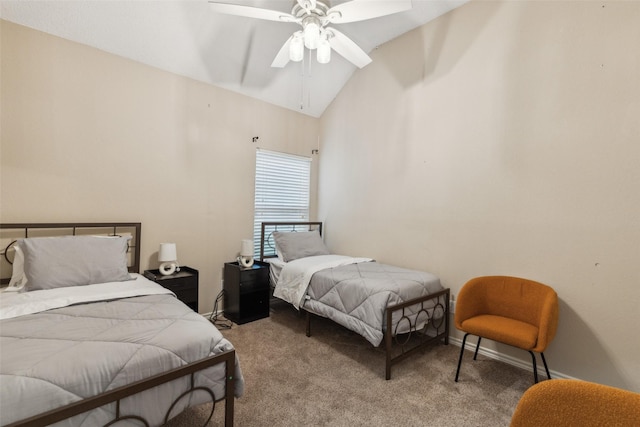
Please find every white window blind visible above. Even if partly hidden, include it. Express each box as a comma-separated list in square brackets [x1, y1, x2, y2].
[253, 149, 311, 257]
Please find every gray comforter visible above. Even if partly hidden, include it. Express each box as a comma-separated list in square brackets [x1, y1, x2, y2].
[303, 261, 443, 346]
[0, 294, 244, 426]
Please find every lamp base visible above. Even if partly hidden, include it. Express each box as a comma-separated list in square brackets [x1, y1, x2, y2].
[238, 256, 254, 269]
[159, 262, 178, 275]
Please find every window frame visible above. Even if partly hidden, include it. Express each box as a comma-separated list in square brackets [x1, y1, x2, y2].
[252, 148, 312, 258]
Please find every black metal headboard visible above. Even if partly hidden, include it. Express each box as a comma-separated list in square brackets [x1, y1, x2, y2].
[260, 221, 322, 261]
[0, 222, 142, 285]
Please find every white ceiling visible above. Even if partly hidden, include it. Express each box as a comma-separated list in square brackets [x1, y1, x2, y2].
[1, 0, 468, 117]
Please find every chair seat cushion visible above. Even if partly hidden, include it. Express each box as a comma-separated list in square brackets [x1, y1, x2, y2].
[461, 314, 538, 350]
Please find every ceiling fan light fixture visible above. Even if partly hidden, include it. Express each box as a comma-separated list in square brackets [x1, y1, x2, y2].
[303, 16, 320, 50]
[289, 32, 304, 62]
[317, 37, 331, 64]
[209, 0, 405, 70]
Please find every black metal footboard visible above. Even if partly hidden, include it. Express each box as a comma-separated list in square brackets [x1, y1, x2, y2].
[384, 288, 450, 380]
[5, 349, 237, 427]
[304, 288, 450, 380]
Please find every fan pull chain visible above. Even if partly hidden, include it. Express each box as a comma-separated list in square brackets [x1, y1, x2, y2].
[299, 49, 306, 110]
[299, 48, 313, 111]
[306, 48, 312, 109]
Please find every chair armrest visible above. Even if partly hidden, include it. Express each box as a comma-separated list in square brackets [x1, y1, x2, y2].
[532, 290, 558, 352]
[454, 278, 485, 330]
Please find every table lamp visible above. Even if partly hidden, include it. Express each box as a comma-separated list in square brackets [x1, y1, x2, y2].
[158, 243, 179, 275]
[238, 239, 254, 268]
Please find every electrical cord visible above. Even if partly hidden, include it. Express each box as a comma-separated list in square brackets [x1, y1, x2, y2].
[209, 289, 232, 330]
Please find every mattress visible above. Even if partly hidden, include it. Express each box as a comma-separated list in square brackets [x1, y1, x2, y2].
[0, 276, 244, 426]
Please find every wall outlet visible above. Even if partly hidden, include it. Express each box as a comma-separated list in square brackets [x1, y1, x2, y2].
[449, 299, 456, 314]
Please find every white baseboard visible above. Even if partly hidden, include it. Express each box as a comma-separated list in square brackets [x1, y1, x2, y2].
[449, 335, 578, 381]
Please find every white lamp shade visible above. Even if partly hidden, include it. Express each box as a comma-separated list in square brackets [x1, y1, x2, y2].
[158, 243, 177, 262]
[317, 37, 331, 64]
[240, 239, 254, 257]
[289, 32, 304, 62]
[303, 20, 320, 49]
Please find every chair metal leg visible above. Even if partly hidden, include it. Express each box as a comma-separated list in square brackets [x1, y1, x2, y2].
[541, 352, 551, 380]
[473, 337, 482, 360]
[455, 333, 470, 382]
[529, 351, 539, 383]
[458, 335, 551, 384]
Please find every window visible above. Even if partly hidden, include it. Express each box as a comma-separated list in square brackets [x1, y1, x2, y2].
[253, 149, 311, 257]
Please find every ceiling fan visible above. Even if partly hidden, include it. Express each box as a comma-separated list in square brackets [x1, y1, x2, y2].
[208, 0, 412, 69]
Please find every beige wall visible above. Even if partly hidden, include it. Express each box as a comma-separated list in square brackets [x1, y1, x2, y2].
[319, 1, 640, 391]
[2, 0, 639, 393]
[0, 20, 320, 313]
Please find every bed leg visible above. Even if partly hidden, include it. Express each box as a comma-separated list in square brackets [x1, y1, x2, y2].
[444, 289, 450, 345]
[225, 352, 235, 427]
[385, 308, 392, 380]
[225, 388, 235, 427]
[385, 336, 392, 380]
[305, 310, 311, 337]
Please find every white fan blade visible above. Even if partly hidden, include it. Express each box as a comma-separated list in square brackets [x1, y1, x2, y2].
[326, 0, 412, 24]
[209, 2, 297, 23]
[327, 28, 372, 69]
[271, 36, 293, 68]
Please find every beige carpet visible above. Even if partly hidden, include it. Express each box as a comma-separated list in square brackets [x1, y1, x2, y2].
[167, 300, 534, 426]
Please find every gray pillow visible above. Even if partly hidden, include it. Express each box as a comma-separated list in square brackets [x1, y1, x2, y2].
[19, 235, 132, 291]
[272, 230, 330, 262]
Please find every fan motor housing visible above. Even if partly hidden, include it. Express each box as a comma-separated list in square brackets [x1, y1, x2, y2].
[292, 1, 329, 19]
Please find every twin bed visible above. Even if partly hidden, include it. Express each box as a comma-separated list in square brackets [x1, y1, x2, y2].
[260, 222, 450, 380]
[0, 223, 243, 427]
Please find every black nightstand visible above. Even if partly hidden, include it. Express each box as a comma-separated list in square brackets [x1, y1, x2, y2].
[144, 266, 199, 312]
[223, 261, 270, 324]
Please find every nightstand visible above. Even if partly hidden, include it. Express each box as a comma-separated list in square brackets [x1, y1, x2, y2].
[144, 266, 199, 312]
[223, 261, 270, 324]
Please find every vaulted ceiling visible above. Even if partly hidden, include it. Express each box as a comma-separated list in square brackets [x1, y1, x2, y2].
[1, 0, 468, 117]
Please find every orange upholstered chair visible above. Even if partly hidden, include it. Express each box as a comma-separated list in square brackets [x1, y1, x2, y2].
[454, 276, 559, 383]
[510, 379, 640, 426]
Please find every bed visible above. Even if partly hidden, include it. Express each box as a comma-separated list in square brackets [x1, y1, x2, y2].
[260, 222, 450, 380]
[0, 222, 244, 427]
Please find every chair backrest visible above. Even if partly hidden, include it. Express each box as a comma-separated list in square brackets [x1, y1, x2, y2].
[456, 276, 559, 350]
[510, 379, 640, 426]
